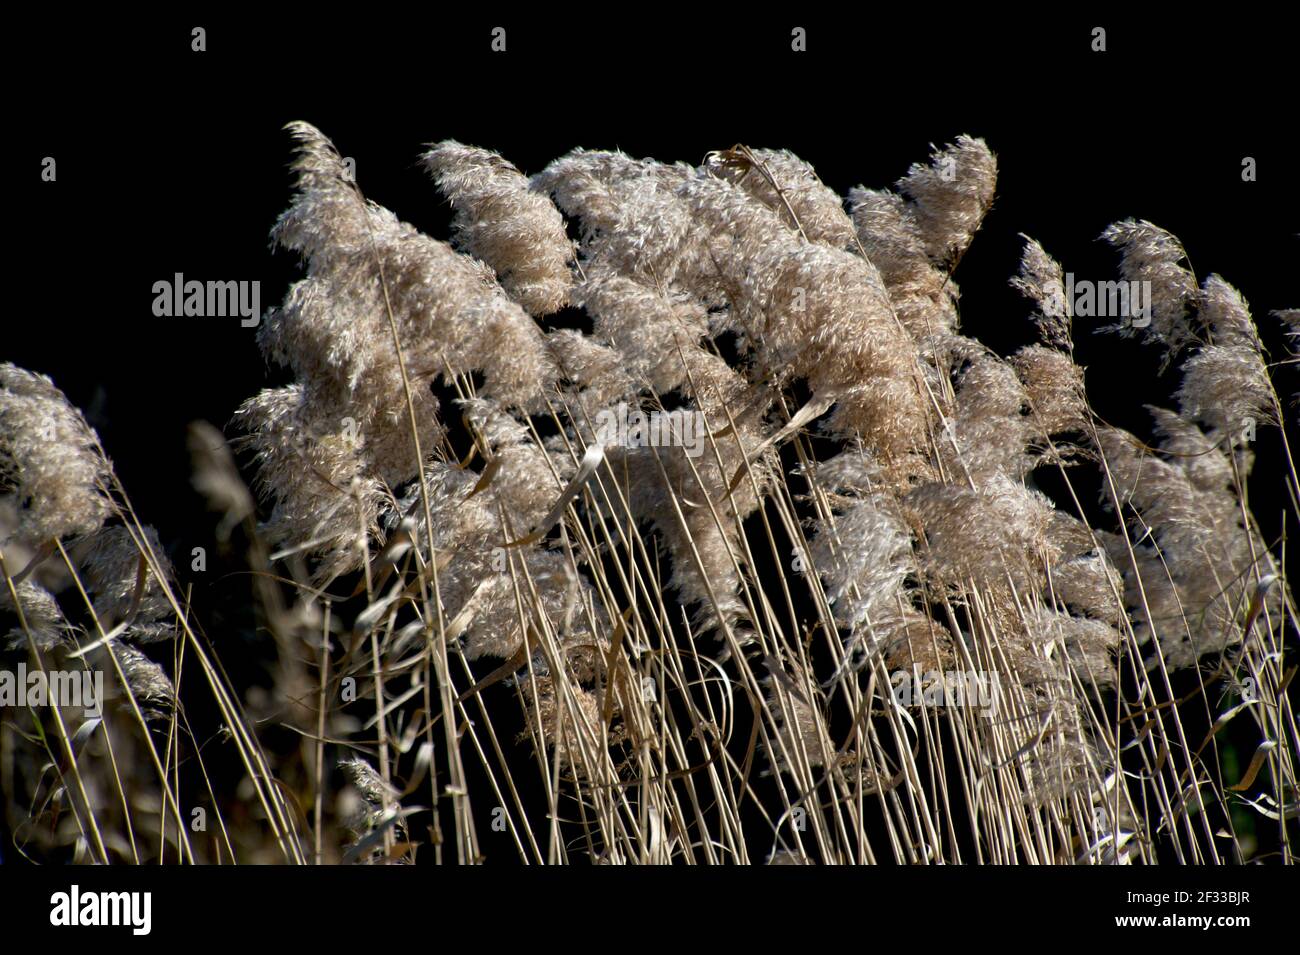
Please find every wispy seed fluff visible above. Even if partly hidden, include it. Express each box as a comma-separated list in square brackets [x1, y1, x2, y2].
[609, 411, 768, 633]
[423, 141, 574, 316]
[1148, 406, 1234, 494]
[234, 384, 385, 583]
[338, 756, 407, 860]
[1010, 345, 1088, 437]
[0, 364, 114, 545]
[1050, 548, 1125, 624]
[848, 188, 958, 340]
[1100, 219, 1198, 356]
[761, 656, 830, 776]
[106, 641, 176, 721]
[1095, 424, 1280, 669]
[706, 147, 859, 252]
[809, 488, 914, 634]
[803, 450, 915, 641]
[376, 412, 599, 667]
[1024, 604, 1122, 689]
[263, 122, 555, 421]
[906, 473, 1056, 593]
[1176, 275, 1277, 433]
[1010, 237, 1072, 351]
[1, 578, 69, 650]
[848, 136, 997, 342]
[518, 676, 604, 777]
[75, 524, 177, 641]
[679, 172, 929, 457]
[239, 122, 564, 579]
[939, 353, 1036, 483]
[896, 136, 998, 267]
[570, 268, 710, 397]
[532, 150, 700, 289]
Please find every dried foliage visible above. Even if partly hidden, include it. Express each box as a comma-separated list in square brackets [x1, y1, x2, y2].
[2, 126, 1296, 866]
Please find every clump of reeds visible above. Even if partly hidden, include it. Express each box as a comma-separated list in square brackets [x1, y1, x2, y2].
[2, 125, 1295, 865]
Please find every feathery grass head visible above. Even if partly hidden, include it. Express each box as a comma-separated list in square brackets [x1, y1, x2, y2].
[1100, 218, 1198, 355]
[423, 140, 574, 316]
[0, 363, 114, 545]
